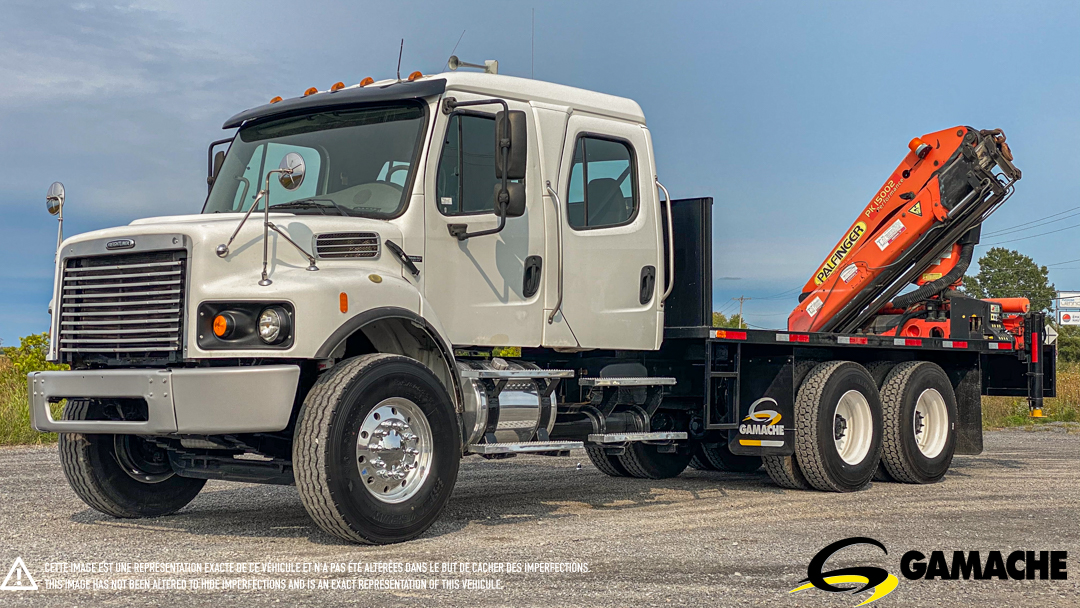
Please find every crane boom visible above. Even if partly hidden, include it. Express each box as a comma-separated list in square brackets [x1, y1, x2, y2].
[789, 127, 1022, 339]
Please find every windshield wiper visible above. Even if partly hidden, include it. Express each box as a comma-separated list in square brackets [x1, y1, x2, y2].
[269, 198, 351, 217]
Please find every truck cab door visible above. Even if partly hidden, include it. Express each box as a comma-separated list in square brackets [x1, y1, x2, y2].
[553, 116, 662, 350]
[420, 97, 546, 347]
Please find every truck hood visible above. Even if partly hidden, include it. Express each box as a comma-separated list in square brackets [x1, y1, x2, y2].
[61, 213, 402, 253]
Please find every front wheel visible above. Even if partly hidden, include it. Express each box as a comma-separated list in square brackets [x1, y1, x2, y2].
[59, 400, 205, 518]
[293, 354, 461, 544]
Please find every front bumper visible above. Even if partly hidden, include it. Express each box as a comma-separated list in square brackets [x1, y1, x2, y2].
[28, 365, 300, 435]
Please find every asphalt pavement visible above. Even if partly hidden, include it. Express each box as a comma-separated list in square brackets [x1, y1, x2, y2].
[0, 427, 1077, 607]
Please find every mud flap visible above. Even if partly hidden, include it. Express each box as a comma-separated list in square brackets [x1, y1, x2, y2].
[728, 356, 795, 457]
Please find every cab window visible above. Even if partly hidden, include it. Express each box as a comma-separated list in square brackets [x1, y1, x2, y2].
[567, 136, 637, 229]
[436, 113, 521, 216]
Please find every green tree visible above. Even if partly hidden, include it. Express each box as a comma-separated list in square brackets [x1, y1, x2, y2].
[962, 247, 1056, 313]
[712, 312, 747, 328]
[1, 333, 67, 376]
[1056, 325, 1080, 363]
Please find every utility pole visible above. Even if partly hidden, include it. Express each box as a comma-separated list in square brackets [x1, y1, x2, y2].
[731, 296, 752, 327]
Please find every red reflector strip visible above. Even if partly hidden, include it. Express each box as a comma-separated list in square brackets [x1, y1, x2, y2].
[715, 330, 747, 340]
[894, 338, 922, 346]
[1032, 333, 1039, 362]
[837, 336, 869, 345]
[988, 341, 1013, 350]
[776, 333, 809, 342]
[943, 340, 968, 349]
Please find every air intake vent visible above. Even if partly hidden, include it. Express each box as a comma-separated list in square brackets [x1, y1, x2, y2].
[59, 250, 186, 362]
[314, 232, 380, 259]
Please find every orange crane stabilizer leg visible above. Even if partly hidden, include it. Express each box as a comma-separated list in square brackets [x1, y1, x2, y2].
[788, 127, 1023, 340]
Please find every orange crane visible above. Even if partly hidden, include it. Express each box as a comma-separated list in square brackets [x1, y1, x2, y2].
[789, 127, 1024, 341]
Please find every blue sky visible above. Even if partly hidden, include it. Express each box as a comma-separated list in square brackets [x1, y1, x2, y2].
[1, 0, 1078, 344]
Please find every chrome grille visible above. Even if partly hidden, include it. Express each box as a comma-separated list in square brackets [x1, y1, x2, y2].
[59, 250, 186, 360]
[314, 232, 380, 259]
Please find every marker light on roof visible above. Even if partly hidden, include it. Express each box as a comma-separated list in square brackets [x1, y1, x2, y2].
[408, 71, 423, 81]
[330, 82, 345, 92]
[269, 96, 283, 104]
[359, 77, 374, 87]
[303, 87, 318, 96]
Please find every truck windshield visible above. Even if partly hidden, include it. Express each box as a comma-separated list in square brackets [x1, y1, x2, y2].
[203, 103, 427, 218]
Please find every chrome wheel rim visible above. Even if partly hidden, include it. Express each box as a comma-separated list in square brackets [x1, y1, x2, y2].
[833, 390, 873, 465]
[356, 397, 433, 504]
[913, 389, 948, 458]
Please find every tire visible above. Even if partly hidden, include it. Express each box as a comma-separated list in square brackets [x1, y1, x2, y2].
[864, 361, 898, 482]
[879, 361, 957, 484]
[763, 361, 817, 490]
[695, 442, 762, 473]
[794, 361, 883, 492]
[58, 399, 205, 518]
[763, 454, 812, 489]
[688, 453, 714, 471]
[617, 443, 691, 479]
[864, 360, 897, 388]
[586, 446, 630, 477]
[294, 354, 461, 544]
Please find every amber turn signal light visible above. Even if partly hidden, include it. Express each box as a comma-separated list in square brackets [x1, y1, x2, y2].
[212, 313, 234, 339]
[303, 87, 319, 96]
[330, 82, 345, 92]
[359, 77, 374, 87]
[407, 71, 423, 81]
[269, 96, 283, 104]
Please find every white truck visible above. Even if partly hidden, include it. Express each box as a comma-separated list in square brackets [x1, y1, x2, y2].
[29, 62, 1053, 544]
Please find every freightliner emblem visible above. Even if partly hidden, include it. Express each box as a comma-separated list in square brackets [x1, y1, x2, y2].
[106, 239, 136, 250]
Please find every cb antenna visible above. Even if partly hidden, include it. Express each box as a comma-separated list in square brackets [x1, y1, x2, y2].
[396, 39, 404, 81]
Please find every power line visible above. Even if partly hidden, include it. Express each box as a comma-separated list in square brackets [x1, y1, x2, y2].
[978, 221, 1080, 246]
[982, 205, 1080, 237]
[981, 210, 1080, 238]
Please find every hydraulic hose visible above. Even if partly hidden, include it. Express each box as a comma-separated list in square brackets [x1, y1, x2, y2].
[890, 243, 975, 310]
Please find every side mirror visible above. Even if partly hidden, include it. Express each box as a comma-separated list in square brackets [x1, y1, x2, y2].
[278, 152, 306, 190]
[495, 110, 527, 180]
[494, 182, 526, 218]
[209, 151, 226, 184]
[46, 182, 65, 216]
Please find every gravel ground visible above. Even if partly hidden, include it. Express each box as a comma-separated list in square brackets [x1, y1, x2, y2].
[0, 428, 1077, 607]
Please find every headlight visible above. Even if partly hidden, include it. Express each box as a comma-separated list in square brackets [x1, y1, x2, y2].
[258, 307, 290, 344]
[197, 302, 294, 350]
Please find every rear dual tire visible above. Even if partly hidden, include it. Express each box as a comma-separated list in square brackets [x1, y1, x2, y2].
[879, 362, 957, 484]
[691, 442, 762, 473]
[794, 361, 884, 492]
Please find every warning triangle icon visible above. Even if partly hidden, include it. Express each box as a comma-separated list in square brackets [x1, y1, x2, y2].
[908, 201, 922, 217]
[1, 557, 38, 591]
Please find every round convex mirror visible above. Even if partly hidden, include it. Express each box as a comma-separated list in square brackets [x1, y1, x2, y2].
[278, 152, 306, 191]
[46, 182, 65, 215]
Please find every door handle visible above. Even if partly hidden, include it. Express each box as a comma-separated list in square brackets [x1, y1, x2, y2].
[640, 266, 656, 305]
[523, 256, 543, 298]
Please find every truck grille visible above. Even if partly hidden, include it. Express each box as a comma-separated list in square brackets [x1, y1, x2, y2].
[314, 232, 380, 259]
[59, 250, 186, 361]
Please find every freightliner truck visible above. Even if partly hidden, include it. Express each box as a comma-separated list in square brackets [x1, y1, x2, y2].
[28, 60, 1055, 544]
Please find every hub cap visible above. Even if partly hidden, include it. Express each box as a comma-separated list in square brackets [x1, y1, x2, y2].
[113, 435, 174, 483]
[833, 390, 873, 465]
[913, 389, 948, 458]
[356, 398, 433, 504]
